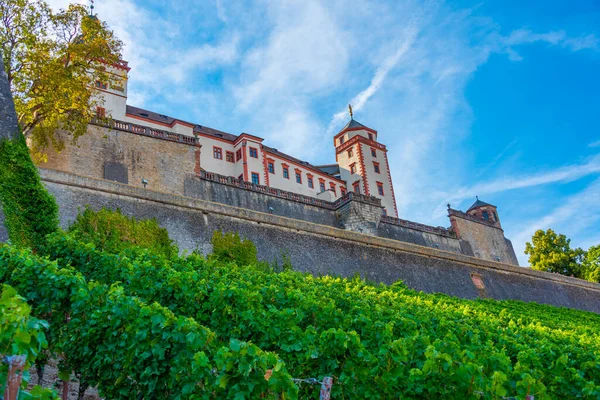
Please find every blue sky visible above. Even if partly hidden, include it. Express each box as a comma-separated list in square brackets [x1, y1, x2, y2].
[50, 0, 600, 266]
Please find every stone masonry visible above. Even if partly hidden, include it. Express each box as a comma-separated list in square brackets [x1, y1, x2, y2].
[6, 168, 596, 314]
[336, 194, 384, 235]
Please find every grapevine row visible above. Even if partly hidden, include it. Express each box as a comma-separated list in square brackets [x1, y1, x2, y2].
[41, 233, 600, 399]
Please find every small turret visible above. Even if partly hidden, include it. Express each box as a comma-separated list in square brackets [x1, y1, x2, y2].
[466, 196, 501, 228]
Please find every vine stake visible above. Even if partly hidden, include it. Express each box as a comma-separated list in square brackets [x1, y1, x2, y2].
[320, 376, 333, 400]
[3, 355, 27, 400]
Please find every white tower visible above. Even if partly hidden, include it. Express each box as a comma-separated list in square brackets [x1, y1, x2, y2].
[334, 114, 398, 217]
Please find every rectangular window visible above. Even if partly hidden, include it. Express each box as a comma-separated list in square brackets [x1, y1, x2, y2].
[373, 162, 380, 174]
[308, 177, 314, 188]
[236, 149, 242, 161]
[347, 148, 353, 157]
[213, 147, 222, 159]
[353, 182, 360, 193]
[95, 80, 107, 90]
[268, 162, 275, 173]
[329, 183, 336, 195]
[283, 167, 289, 179]
[251, 172, 260, 184]
[371, 148, 377, 157]
[226, 151, 234, 163]
[377, 182, 384, 196]
[483, 211, 489, 221]
[96, 107, 106, 118]
[319, 182, 325, 192]
[249, 147, 258, 158]
[350, 163, 356, 174]
[368, 133, 373, 141]
[340, 136, 345, 144]
[382, 208, 387, 216]
[238, 174, 243, 181]
[295, 172, 302, 184]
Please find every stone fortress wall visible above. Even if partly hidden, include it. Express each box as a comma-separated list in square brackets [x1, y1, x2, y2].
[1, 168, 597, 314]
[39, 122, 519, 265]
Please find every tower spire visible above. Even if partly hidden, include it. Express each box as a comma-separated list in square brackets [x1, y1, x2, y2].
[89, 0, 95, 16]
[348, 104, 353, 120]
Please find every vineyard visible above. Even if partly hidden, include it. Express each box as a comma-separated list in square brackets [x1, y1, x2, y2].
[1, 226, 599, 399]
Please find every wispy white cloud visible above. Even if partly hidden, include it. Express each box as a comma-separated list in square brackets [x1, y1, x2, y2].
[512, 177, 600, 265]
[502, 29, 599, 61]
[327, 26, 419, 133]
[475, 139, 518, 178]
[230, 0, 349, 158]
[589, 139, 600, 148]
[432, 155, 600, 217]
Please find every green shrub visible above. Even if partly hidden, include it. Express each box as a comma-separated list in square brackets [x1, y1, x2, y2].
[209, 230, 257, 266]
[67, 207, 178, 258]
[0, 135, 59, 251]
[0, 284, 57, 399]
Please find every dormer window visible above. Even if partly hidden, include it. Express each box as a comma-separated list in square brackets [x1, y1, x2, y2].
[482, 211, 489, 221]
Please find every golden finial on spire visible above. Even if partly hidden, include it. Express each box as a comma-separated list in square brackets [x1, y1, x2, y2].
[348, 104, 353, 119]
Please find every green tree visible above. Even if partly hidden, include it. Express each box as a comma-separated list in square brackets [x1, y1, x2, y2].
[524, 229, 585, 277]
[67, 207, 179, 259]
[0, 0, 122, 155]
[582, 245, 600, 283]
[0, 38, 58, 251]
[209, 230, 258, 266]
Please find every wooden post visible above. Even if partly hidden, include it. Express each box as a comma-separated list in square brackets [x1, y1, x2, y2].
[319, 376, 333, 400]
[3, 355, 27, 400]
[62, 380, 69, 400]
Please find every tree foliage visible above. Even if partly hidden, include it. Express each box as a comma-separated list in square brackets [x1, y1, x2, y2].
[0, 284, 57, 398]
[525, 229, 585, 277]
[0, 0, 123, 154]
[0, 134, 58, 251]
[209, 230, 258, 266]
[67, 206, 178, 259]
[583, 245, 600, 283]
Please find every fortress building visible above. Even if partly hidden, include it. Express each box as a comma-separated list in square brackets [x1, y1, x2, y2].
[84, 61, 398, 216]
[41, 60, 519, 266]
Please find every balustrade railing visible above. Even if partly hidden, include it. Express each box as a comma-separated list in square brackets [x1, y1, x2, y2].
[93, 118, 199, 146]
[199, 171, 333, 208]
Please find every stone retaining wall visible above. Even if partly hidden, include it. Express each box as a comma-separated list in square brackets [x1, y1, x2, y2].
[6, 168, 596, 313]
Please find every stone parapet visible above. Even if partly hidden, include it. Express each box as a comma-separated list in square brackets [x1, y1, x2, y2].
[91, 119, 199, 146]
[448, 208, 499, 229]
[381, 215, 455, 238]
[35, 168, 600, 300]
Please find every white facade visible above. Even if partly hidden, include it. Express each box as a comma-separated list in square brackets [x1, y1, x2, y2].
[335, 124, 398, 217]
[97, 62, 397, 212]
